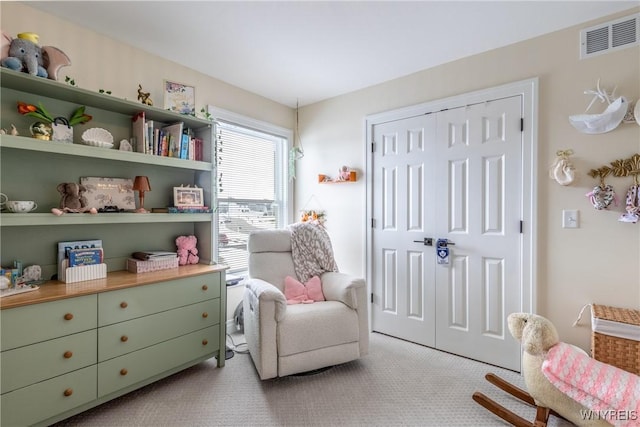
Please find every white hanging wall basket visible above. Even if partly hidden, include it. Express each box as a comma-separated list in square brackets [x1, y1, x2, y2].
[569, 96, 628, 134]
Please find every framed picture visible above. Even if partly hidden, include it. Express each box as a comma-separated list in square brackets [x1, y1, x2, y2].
[174, 186, 204, 207]
[163, 80, 195, 115]
[80, 177, 136, 211]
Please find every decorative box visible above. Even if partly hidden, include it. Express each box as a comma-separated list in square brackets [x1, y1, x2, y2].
[591, 304, 640, 375]
[127, 257, 179, 274]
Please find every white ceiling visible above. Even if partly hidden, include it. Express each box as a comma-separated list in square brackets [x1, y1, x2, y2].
[25, 1, 639, 107]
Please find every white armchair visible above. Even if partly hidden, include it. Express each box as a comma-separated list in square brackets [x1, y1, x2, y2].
[243, 228, 369, 380]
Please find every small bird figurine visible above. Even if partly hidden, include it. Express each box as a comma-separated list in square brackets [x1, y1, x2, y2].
[10, 124, 18, 135]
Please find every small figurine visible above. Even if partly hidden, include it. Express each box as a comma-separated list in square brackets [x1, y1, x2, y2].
[335, 165, 351, 181]
[1, 124, 19, 135]
[137, 84, 153, 106]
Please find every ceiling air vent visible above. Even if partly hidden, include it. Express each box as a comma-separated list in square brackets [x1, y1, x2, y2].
[580, 13, 639, 59]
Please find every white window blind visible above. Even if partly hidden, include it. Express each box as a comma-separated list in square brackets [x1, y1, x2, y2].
[215, 118, 290, 273]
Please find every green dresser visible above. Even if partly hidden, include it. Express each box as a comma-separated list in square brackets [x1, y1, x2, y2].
[0, 267, 226, 426]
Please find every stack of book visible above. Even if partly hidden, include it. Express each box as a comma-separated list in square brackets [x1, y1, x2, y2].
[132, 113, 204, 161]
[128, 251, 179, 273]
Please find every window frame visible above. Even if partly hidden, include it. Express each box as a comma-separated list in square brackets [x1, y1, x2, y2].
[207, 105, 293, 272]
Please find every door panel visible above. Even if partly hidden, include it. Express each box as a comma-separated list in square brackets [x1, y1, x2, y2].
[371, 115, 436, 347]
[434, 97, 522, 371]
[371, 95, 523, 371]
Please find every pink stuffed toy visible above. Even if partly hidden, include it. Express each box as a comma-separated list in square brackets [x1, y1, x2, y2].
[175, 235, 199, 265]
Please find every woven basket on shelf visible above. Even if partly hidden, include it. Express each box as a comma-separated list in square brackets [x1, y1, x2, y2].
[591, 304, 640, 375]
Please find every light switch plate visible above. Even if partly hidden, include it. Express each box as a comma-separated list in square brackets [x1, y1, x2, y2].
[562, 209, 579, 228]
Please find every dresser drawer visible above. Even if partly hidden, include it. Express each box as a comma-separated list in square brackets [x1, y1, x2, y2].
[98, 299, 220, 361]
[98, 274, 220, 326]
[2, 329, 97, 394]
[98, 325, 219, 397]
[1, 365, 97, 427]
[1, 295, 97, 351]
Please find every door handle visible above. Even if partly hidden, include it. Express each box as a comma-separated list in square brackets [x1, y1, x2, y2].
[436, 239, 455, 248]
[413, 237, 433, 246]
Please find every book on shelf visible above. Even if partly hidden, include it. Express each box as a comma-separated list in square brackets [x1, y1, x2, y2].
[57, 239, 103, 276]
[180, 132, 190, 159]
[193, 137, 203, 161]
[162, 122, 184, 155]
[146, 120, 155, 155]
[68, 248, 104, 267]
[132, 251, 178, 261]
[132, 112, 146, 153]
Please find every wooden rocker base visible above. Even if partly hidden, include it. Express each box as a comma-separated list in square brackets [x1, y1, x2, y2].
[473, 373, 564, 427]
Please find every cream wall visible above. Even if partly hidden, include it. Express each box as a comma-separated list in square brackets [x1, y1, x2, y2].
[296, 8, 640, 350]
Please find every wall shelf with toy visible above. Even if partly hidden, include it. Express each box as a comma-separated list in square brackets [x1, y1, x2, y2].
[318, 166, 357, 184]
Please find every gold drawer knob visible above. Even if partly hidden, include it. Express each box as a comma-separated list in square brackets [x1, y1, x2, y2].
[120, 335, 128, 342]
[63, 351, 73, 359]
[202, 312, 208, 318]
[120, 368, 128, 376]
[63, 388, 73, 397]
[120, 301, 128, 309]
[202, 284, 208, 291]
[202, 339, 208, 346]
[64, 313, 74, 321]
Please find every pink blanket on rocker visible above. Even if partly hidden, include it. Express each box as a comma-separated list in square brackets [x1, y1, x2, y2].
[542, 342, 640, 427]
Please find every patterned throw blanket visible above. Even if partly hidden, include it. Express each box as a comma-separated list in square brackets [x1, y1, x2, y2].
[287, 222, 338, 283]
[542, 342, 640, 427]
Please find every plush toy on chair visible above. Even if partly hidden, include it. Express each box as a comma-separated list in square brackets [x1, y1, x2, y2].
[473, 312, 638, 427]
[176, 235, 199, 265]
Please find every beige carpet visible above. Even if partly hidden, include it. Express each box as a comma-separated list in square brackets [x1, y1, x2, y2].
[53, 332, 573, 426]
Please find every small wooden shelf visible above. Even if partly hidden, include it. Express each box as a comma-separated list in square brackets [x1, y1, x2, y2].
[318, 170, 357, 183]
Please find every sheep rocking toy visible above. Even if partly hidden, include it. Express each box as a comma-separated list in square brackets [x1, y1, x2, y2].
[473, 312, 639, 427]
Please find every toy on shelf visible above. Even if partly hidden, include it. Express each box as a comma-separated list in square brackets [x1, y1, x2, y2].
[1, 31, 71, 80]
[318, 166, 357, 183]
[137, 84, 153, 106]
[176, 235, 199, 265]
[51, 183, 98, 215]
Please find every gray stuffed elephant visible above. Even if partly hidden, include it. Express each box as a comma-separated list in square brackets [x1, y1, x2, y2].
[2, 34, 48, 77]
[1, 32, 71, 80]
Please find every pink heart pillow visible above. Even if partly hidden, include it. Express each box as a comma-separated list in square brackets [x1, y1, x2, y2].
[284, 275, 325, 305]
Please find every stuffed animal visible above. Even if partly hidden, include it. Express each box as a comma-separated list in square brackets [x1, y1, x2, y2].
[1, 31, 71, 80]
[508, 313, 611, 427]
[176, 235, 199, 265]
[51, 182, 97, 215]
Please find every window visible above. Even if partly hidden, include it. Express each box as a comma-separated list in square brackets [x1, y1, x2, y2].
[209, 107, 293, 274]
